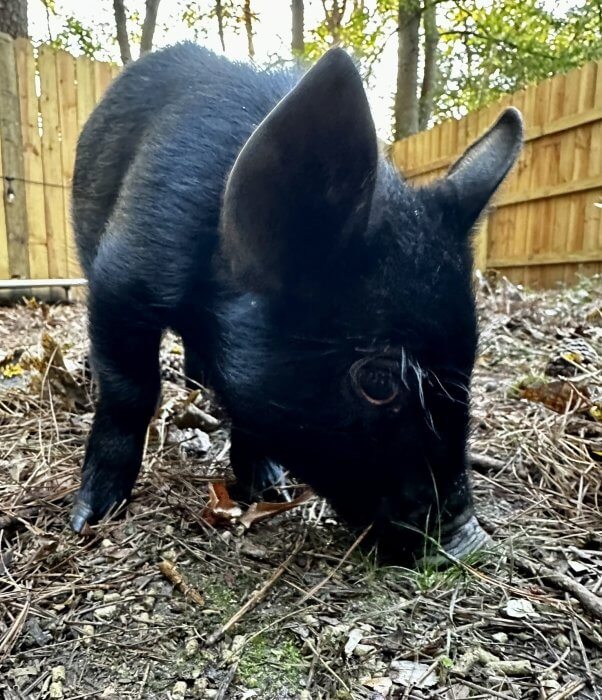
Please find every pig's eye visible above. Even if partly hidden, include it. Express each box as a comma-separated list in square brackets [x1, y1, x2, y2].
[349, 358, 400, 406]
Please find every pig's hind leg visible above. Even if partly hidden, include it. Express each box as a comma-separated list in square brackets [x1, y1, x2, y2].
[71, 289, 162, 532]
[229, 427, 291, 503]
[183, 344, 207, 390]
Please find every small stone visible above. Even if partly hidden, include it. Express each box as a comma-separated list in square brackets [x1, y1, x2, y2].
[165, 524, 175, 536]
[204, 691, 218, 699]
[134, 612, 151, 624]
[185, 638, 200, 659]
[163, 549, 177, 561]
[94, 604, 118, 621]
[353, 643, 375, 657]
[142, 596, 156, 611]
[192, 678, 208, 698]
[344, 628, 363, 656]
[554, 634, 571, 650]
[48, 682, 63, 699]
[51, 666, 66, 682]
[299, 692, 312, 700]
[172, 681, 187, 700]
[302, 614, 318, 626]
[103, 592, 121, 604]
[492, 632, 508, 644]
[100, 539, 113, 549]
[91, 589, 105, 601]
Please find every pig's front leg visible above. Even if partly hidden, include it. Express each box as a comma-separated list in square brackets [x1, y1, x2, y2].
[229, 426, 291, 503]
[71, 296, 161, 532]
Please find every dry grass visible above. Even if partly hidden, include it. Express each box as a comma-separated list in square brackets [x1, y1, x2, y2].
[0, 275, 600, 699]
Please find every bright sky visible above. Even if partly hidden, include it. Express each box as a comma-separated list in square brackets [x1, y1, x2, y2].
[28, 0, 399, 138]
[27, 0, 581, 139]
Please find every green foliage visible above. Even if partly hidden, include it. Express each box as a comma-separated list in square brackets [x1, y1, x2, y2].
[302, 0, 398, 82]
[436, 0, 602, 121]
[51, 17, 103, 58]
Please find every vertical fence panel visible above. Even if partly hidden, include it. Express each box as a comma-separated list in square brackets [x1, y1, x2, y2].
[0, 32, 29, 279]
[584, 61, 602, 278]
[56, 50, 80, 277]
[15, 38, 48, 280]
[38, 45, 67, 279]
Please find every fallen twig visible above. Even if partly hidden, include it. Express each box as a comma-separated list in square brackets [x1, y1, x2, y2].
[158, 559, 205, 606]
[515, 554, 602, 621]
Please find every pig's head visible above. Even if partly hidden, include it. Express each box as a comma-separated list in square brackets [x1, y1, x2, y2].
[217, 49, 523, 563]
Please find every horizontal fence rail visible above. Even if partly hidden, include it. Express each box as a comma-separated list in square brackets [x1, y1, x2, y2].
[391, 60, 602, 287]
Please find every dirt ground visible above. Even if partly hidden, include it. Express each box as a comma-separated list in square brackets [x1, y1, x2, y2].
[0, 274, 601, 700]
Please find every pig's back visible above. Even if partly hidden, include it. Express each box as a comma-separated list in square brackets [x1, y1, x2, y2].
[72, 43, 295, 276]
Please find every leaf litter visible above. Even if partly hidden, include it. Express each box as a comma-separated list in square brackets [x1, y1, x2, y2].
[0, 274, 601, 699]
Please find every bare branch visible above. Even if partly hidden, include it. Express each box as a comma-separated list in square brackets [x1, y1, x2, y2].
[113, 0, 132, 64]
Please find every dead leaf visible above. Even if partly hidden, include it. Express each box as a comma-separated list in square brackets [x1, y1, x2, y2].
[238, 488, 314, 529]
[202, 482, 243, 525]
[24, 333, 88, 410]
[390, 660, 437, 688]
[518, 379, 588, 414]
[504, 598, 538, 619]
[361, 676, 392, 695]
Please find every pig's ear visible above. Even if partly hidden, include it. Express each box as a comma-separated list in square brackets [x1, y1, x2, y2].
[221, 48, 378, 293]
[443, 107, 523, 229]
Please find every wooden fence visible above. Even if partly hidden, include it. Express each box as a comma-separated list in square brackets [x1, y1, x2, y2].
[0, 34, 119, 286]
[391, 60, 602, 287]
[0, 37, 601, 289]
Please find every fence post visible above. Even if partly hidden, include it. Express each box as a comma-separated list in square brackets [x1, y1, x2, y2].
[0, 32, 29, 280]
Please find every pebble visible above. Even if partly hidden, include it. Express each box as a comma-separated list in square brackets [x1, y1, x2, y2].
[185, 638, 200, 659]
[172, 681, 187, 700]
[81, 624, 95, 647]
[353, 643, 376, 657]
[94, 604, 118, 621]
[554, 633, 571, 650]
[142, 596, 156, 611]
[103, 592, 121, 604]
[492, 632, 508, 644]
[52, 666, 66, 682]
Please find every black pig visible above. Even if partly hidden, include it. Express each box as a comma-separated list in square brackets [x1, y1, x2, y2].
[71, 44, 522, 562]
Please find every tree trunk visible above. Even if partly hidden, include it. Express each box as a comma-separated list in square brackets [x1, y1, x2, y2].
[394, 0, 420, 141]
[113, 0, 132, 64]
[216, 0, 226, 52]
[418, 0, 438, 130]
[0, 0, 27, 39]
[291, 0, 304, 56]
[140, 0, 161, 55]
[243, 0, 254, 59]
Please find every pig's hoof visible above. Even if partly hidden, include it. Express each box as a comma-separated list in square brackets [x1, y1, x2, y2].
[71, 498, 95, 533]
[420, 514, 490, 566]
[233, 459, 292, 503]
